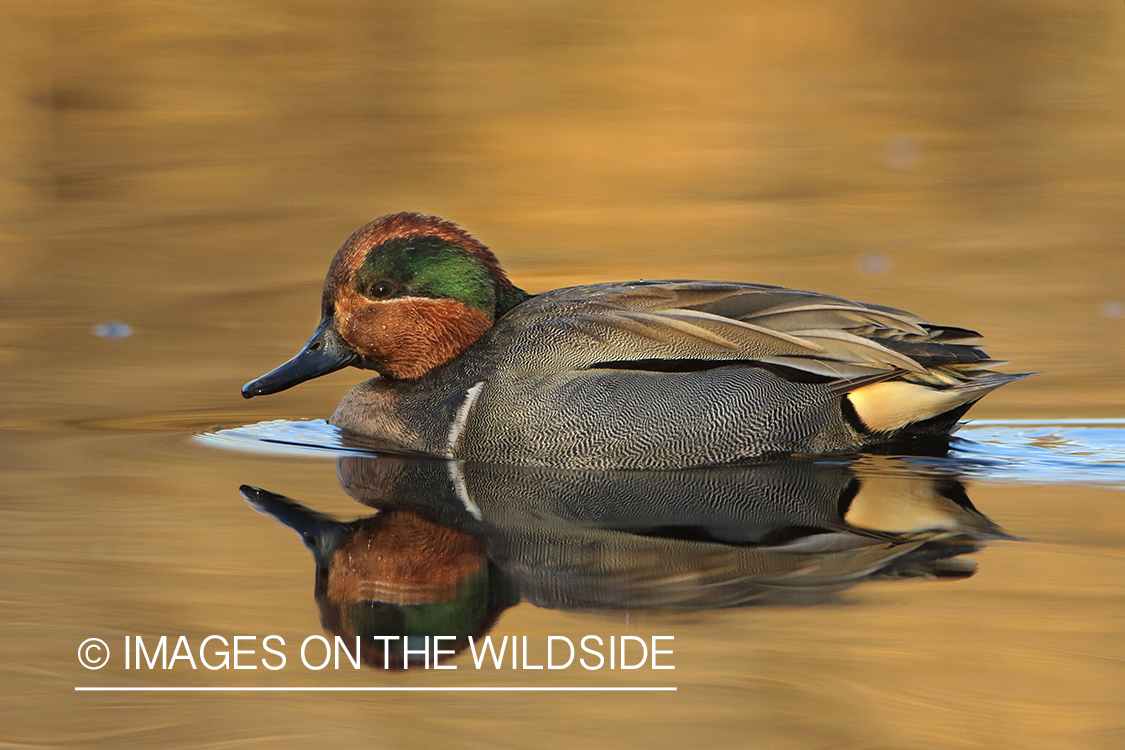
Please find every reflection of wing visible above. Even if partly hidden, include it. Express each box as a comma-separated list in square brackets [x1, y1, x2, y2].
[504, 280, 1004, 388]
[331, 454, 1004, 609]
[447, 458, 998, 609]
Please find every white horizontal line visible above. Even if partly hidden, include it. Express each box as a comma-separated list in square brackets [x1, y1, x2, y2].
[76, 686, 676, 692]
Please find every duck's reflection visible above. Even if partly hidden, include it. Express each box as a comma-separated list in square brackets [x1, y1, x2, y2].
[240, 489, 514, 669]
[242, 453, 1011, 669]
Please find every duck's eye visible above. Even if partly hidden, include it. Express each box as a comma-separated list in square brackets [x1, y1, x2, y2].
[366, 281, 396, 300]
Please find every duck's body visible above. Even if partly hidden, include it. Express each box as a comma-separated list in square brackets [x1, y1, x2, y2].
[243, 213, 1023, 469]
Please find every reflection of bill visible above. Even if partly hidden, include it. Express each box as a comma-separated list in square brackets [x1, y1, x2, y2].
[78, 638, 110, 669]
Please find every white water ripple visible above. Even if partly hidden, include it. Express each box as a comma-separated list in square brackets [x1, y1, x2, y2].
[199, 418, 1125, 489]
[952, 419, 1125, 487]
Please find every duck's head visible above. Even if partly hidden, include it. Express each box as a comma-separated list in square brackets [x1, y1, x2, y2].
[242, 213, 529, 398]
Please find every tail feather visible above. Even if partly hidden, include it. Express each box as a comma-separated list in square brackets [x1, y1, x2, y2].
[844, 372, 1030, 434]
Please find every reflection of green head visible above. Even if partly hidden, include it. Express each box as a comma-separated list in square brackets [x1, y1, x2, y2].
[345, 565, 490, 641]
[323, 564, 518, 669]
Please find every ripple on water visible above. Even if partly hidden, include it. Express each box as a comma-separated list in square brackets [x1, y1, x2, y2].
[953, 419, 1125, 487]
[198, 418, 1125, 488]
[196, 419, 368, 457]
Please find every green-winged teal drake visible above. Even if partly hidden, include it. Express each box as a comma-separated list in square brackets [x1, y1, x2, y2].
[242, 212, 1025, 469]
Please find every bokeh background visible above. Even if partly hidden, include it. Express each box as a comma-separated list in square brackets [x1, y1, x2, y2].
[1, 2, 1123, 749]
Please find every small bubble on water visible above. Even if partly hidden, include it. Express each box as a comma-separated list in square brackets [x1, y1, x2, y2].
[858, 252, 891, 276]
[94, 320, 133, 340]
[1102, 301, 1123, 319]
[882, 135, 921, 171]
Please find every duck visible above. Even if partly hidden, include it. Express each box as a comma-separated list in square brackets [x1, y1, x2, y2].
[242, 212, 1025, 470]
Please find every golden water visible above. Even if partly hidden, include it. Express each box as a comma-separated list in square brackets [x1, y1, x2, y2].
[2, 2, 1123, 748]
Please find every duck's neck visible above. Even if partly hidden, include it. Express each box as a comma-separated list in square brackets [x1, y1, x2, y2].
[495, 281, 532, 318]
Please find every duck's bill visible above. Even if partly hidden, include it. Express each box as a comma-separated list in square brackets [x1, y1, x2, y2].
[241, 318, 358, 398]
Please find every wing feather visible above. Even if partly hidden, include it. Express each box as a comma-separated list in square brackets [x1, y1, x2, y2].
[502, 280, 1009, 388]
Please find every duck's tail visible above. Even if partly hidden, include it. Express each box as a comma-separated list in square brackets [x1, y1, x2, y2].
[841, 370, 1031, 435]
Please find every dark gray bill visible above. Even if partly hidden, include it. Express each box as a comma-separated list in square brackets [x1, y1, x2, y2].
[241, 317, 358, 398]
